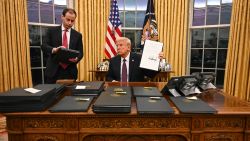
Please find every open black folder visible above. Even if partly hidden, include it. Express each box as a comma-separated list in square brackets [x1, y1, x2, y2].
[53, 47, 80, 64]
[72, 81, 105, 96]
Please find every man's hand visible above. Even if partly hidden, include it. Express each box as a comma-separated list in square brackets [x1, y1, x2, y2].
[52, 46, 62, 54]
[68, 57, 78, 63]
[158, 52, 164, 60]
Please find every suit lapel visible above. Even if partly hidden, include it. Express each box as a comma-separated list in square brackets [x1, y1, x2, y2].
[69, 29, 75, 49]
[115, 56, 121, 81]
[57, 26, 62, 46]
[129, 53, 135, 81]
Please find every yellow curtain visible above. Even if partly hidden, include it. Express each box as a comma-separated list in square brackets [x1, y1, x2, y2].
[155, 0, 189, 76]
[0, 0, 32, 92]
[224, 0, 250, 100]
[75, 0, 110, 81]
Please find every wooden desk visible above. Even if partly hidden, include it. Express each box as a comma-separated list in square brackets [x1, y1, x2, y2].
[90, 70, 173, 82]
[4, 82, 250, 141]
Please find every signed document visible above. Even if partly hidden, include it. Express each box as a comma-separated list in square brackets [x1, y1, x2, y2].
[140, 40, 163, 71]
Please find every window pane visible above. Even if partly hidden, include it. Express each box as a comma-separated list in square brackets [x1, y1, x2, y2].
[54, 0, 66, 5]
[41, 26, 49, 45]
[27, 2, 39, 22]
[40, 0, 52, 4]
[193, 8, 205, 26]
[32, 69, 42, 85]
[190, 68, 202, 74]
[191, 29, 204, 48]
[194, 0, 206, 8]
[222, 0, 232, 4]
[206, 6, 219, 25]
[119, 11, 124, 26]
[204, 49, 216, 68]
[219, 27, 229, 48]
[55, 6, 66, 24]
[135, 30, 142, 49]
[191, 49, 203, 67]
[207, 0, 220, 6]
[30, 48, 42, 67]
[203, 69, 215, 73]
[220, 5, 232, 24]
[125, 11, 136, 27]
[124, 30, 135, 49]
[205, 28, 218, 48]
[29, 25, 40, 46]
[40, 4, 53, 23]
[217, 49, 227, 68]
[137, 0, 147, 10]
[216, 70, 225, 87]
[28, 0, 38, 2]
[136, 11, 145, 27]
[117, 0, 124, 10]
[125, 0, 136, 10]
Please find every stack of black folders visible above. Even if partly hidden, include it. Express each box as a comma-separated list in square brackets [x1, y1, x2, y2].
[71, 81, 105, 96]
[0, 84, 65, 112]
[92, 86, 132, 113]
[49, 96, 94, 112]
[169, 96, 217, 114]
[133, 87, 174, 114]
[53, 47, 80, 64]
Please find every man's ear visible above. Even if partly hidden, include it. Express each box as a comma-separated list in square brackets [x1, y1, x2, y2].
[128, 45, 131, 52]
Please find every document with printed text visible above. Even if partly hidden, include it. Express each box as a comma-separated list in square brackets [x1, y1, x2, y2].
[140, 40, 163, 71]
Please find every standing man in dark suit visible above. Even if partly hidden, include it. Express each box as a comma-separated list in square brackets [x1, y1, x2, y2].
[106, 37, 163, 82]
[42, 8, 83, 83]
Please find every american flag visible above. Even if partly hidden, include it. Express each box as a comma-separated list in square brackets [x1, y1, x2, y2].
[105, 0, 122, 59]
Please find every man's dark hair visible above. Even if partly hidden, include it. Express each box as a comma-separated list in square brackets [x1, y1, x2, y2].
[62, 8, 77, 17]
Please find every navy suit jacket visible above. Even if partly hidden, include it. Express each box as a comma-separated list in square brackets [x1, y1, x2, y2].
[41, 26, 83, 80]
[106, 52, 158, 82]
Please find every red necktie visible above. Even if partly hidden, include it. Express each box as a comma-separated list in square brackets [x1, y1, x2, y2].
[62, 29, 68, 48]
[121, 59, 127, 82]
[59, 29, 68, 69]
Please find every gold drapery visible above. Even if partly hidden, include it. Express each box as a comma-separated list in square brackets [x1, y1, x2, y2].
[224, 0, 250, 100]
[155, 0, 188, 76]
[75, 0, 110, 81]
[75, 0, 188, 81]
[0, 0, 32, 92]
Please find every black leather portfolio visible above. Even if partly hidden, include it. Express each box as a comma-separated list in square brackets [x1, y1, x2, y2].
[0, 87, 55, 103]
[0, 84, 64, 112]
[104, 86, 132, 97]
[34, 84, 65, 98]
[53, 47, 80, 64]
[170, 97, 217, 114]
[92, 86, 132, 113]
[133, 87, 163, 97]
[49, 96, 94, 112]
[72, 81, 105, 96]
[136, 97, 174, 114]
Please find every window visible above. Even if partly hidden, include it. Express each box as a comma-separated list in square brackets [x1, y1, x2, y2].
[189, 0, 232, 87]
[118, 0, 147, 52]
[27, 0, 68, 85]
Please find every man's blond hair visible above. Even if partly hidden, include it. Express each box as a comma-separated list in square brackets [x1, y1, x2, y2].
[116, 37, 131, 46]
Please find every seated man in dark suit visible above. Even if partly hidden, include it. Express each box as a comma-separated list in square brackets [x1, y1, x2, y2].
[106, 37, 163, 82]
